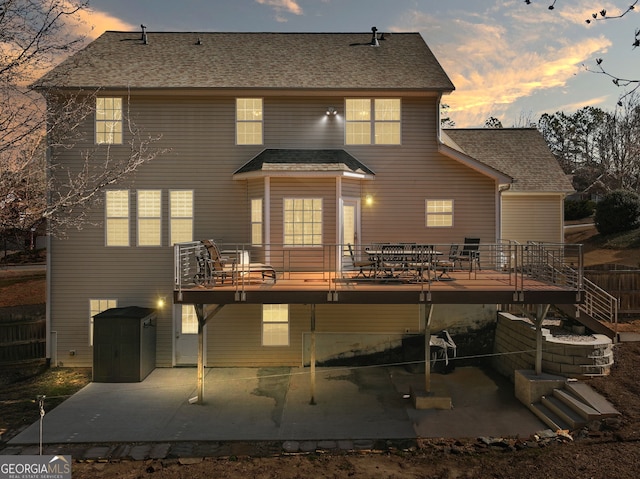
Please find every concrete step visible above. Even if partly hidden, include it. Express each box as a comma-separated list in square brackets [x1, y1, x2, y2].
[530, 402, 571, 431]
[553, 388, 601, 422]
[565, 381, 621, 418]
[541, 395, 587, 430]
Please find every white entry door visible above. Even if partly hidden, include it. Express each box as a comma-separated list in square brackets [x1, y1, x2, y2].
[342, 198, 361, 267]
[175, 304, 201, 366]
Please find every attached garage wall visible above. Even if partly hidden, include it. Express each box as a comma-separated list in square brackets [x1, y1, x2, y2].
[501, 193, 564, 244]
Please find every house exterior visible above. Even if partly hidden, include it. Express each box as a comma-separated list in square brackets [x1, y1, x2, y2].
[37, 29, 577, 370]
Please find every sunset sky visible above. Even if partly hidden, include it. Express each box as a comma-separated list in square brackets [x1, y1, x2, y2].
[74, 0, 639, 127]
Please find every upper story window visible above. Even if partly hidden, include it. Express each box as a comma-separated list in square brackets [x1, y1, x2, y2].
[426, 199, 454, 227]
[170, 190, 194, 245]
[96, 97, 123, 144]
[137, 190, 161, 246]
[105, 190, 129, 246]
[345, 98, 400, 145]
[284, 198, 322, 247]
[236, 98, 263, 145]
[251, 198, 263, 247]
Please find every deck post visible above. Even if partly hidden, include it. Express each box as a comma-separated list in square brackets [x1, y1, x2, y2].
[423, 304, 434, 392]
[192, 304, 225, 405]
[310, 304, 317, 405]
[535, 304, 550, 375]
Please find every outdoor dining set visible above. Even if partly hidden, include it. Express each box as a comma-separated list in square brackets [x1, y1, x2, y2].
[347, 238, 481, 283]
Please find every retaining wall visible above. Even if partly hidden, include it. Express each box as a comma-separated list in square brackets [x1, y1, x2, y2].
[493, 312, 613, 380]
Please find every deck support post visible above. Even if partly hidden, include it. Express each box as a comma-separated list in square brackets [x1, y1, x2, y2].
[422, 304, 434, 392]
[309, 304, 317, 405]
[193, 303, 225, 405]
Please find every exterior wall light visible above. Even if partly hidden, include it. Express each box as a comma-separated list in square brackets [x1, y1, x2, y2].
[157, 297, 166, 309]
[326, 107, 337, 116]
[365, 194, 373, 206]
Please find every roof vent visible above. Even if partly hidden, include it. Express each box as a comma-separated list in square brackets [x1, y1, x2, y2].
[141, 24, 148, 45]
[370, 26, 379, 47]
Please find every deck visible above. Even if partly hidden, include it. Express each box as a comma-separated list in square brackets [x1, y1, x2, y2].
[174, 242, 585, 306]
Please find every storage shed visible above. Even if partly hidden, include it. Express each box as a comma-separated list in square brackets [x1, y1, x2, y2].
[93, 306, 156, 382]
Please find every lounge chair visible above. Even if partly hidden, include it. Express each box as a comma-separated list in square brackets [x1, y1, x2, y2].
[202, 240, 277, 284]
[457, 237, 481, 271]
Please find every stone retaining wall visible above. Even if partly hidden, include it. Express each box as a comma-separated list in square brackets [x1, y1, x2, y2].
[493, 312, 613, 380]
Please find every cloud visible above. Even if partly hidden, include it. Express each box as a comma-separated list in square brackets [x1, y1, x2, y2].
[255, 0, 304, 19]
[391, 6, 613, 126]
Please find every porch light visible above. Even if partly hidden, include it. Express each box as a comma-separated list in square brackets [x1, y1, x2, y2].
[365, 194, 373, 206]
[157, 296, 166, 309]
[326, 106, 337, 116]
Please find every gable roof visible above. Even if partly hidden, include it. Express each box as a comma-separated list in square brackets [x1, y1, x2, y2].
[442, 128, 574, 193]
[36, 30, 455, 92]
[234, 149, 375, 179]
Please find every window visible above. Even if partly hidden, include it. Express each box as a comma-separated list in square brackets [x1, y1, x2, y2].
[137, 190, 161, 246]
[345, 98, 400, 145]
[170, 190, 193, 244]
[96, 97, 123, 144]
[283, 198, 322, 247]
[251, 198, 263, 246]
[89, 299, 117, 345]
[262, 304, 289, 346]
[106, 190, 129, 246]
[181, 305, 198, 334]
[426, 199, 454, 227]
[236, 98, 263, 145]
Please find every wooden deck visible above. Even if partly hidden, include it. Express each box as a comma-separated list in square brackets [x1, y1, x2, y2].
[174, 269, 583, 305]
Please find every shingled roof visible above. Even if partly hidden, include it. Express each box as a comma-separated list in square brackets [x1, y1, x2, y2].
[36, 30, 455, 91]
[442, 128, 574, 193]
[234, 149, 375, 177]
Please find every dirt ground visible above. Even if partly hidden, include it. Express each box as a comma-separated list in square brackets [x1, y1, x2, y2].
[4, 226, 640, 478]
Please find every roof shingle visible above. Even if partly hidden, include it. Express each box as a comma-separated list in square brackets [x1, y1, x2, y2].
[37, 31, 455, 91]
[443, 128, 574, 193]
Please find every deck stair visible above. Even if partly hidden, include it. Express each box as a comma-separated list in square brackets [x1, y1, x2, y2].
[530, 381, 620, 431]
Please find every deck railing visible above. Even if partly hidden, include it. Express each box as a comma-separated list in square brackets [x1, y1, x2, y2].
[175, 240, 585, 299]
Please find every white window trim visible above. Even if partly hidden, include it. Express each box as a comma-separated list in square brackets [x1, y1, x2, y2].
[170, 190, 194, 245]
[105, 189, 130, 246]
[425, 199, 454, 228]
[262, 304, 290, 347]
[283, 197, 323, 247]
[95, 97, 123, 145]
[236, 98, 264, 146]
[251, 198, 263, 247]
[345, 98, 401, 145]
[137, 190, 162, 246]
[89, 299, 117, 346]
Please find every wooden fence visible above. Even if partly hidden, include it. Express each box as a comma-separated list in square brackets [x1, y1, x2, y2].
[585, 265, 640, 317]
[0, 318, 46, 363]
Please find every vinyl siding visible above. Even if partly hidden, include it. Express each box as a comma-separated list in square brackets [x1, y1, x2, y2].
[501, 194, 564, 244]
[48, 93, 498, 368]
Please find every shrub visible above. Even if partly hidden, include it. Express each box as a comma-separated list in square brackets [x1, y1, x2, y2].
[564, 199, 595, 221]
[594, 189, 640, 235]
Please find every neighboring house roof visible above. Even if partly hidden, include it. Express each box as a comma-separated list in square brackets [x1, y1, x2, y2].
[442, 128, 574, 193]
[35, 30, 455, 91]
[234, 149, 375, 178]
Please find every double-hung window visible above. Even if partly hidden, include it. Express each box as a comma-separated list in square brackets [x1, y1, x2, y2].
[426, 199, 454, 227]
[96, 97, 123, 144]
[283, 198, 322, 247]
[262, 304, 289, 346]
[137, 190, 161, 246]
[106, 190, 129, 246]
[236, 98, 263, 145]
[89, 299, 117, 345]
[170, 190, 193, 245]
[251, 198, 263, 246]
[345, 98, 400, 145]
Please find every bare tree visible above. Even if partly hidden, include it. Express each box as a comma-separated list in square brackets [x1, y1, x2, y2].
[524, 1, 640, 103]
[1, 1, 167, 248]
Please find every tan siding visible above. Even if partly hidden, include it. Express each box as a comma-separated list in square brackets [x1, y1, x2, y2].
[48, 94, 499, 368]
[316, 305, 420, 333]
[501, 194, 564, 244]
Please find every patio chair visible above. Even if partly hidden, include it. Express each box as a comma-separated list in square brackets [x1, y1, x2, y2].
[457, 237, 481, 272]
[434, 244, 458, 280]
[347, 243, 376, 278]
[407, 244, 434, 282]
[381, 244, 407, 278]
[203, 240, 277, 284]
[200, 239, 238, 285]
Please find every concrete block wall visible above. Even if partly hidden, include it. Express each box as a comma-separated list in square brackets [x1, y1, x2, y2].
[493, 312, 613, 380]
